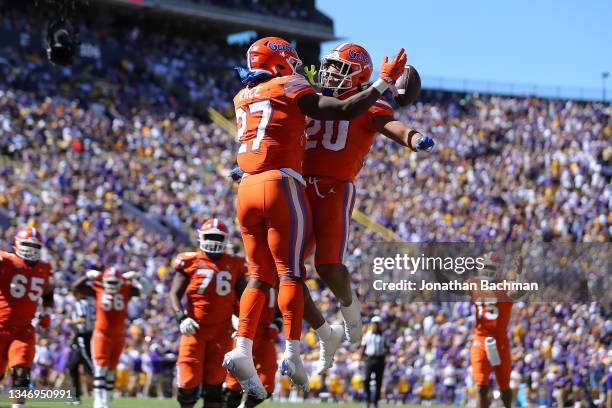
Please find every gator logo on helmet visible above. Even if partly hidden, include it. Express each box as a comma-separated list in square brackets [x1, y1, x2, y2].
[268, 41, 295, 53]
[348, 48, 371, 65]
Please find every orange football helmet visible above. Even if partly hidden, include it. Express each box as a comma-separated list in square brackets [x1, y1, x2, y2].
[319, 43, 374, 96]
[14, 227, 43, 262]
[102, 266, 122, 293]
[198, 218, 228, 254]
[246, 37, 302, 77]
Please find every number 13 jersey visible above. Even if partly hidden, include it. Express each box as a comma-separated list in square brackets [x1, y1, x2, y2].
[303, 93, 394, 182]
[234, 75, 316, 177]
[0, 251, 51, 328]
[172, 251, 246, 326]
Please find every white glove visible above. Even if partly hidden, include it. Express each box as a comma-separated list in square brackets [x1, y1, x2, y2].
[122, 271, 139, 280]
[179, 317, 200, 337]
[86, 270, 101, 280]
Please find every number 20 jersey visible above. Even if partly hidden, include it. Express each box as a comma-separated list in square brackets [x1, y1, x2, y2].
[172, 251, 246, 326]
[234, 74, 316, 176]
[303, 93, 394, 182]
[0, 251, 51, 328]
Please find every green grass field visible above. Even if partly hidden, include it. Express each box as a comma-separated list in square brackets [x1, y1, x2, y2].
[1, 398, 452, 408]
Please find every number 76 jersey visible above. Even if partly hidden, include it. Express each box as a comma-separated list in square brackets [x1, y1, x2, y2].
[172, 251, 246, 326]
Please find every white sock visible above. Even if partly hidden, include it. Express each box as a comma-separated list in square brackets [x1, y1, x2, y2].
[315, 321, 332, 341]
[12, 404, 24, 408]
[340, 291, 361, 324]
[236, 336, 253, 357]
[285, 339, 301, 357]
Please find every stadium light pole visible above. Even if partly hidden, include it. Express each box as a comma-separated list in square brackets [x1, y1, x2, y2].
[603, 72, 609, 102]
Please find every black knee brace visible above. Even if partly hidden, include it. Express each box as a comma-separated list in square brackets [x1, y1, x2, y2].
[178, 387, 200, 407]
[11, 366, 31, 389]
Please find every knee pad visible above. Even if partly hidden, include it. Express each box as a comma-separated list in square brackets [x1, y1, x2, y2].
[225, 389, 243, 408]
[93, 366, 108, 389]
[178, 387, 199, 406]
[204, 384, 223, 404]
[10, 366, 30, 388]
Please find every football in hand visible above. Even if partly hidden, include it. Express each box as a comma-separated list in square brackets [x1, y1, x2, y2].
[393, 65, 421, 106]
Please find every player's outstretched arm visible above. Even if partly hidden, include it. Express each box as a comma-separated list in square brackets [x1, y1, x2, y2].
[72, 275, 96, 297]
[507, 254, 527, 300]
[169, 271, 189, 315]
[297, 48, 407, 120]
[373, 116, 435, 152]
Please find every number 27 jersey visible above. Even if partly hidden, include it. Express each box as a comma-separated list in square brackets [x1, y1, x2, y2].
[172, 251, 246, 325]
[234, 75, 316, 176]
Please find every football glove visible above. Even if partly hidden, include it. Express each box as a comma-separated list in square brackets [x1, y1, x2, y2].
[229, 166, 244, 183]
[179, 317, 200, 337]
[379, 48, 407, 84]
[86, 269, 101, 280]
[304, 65, 319, 87]
[37, 307, 52, 329]
[122, 271, 138, 280]
[414, 135, 435, 152]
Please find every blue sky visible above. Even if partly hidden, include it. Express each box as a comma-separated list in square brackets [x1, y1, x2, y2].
[316, 0, 612, 95]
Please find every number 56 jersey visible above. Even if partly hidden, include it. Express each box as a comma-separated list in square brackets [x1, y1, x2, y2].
[0, 251, 51, 328]
[172, 251, 246, 326]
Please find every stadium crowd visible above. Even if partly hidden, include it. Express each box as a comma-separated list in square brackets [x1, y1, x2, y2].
[1, 4, 611, 407]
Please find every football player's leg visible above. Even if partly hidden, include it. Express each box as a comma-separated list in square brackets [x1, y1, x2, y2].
[104, 336, 124, 405]
[471, 342, 492, 408]
[312, 180, 361, 343]
[493, 339, 513, 408]
[177, 333, 205, 408]
[0, 329, 13, 381]
[203, 333, 232, 408]
[266, 175, 311, 391]
[8, 325, 36, 406]
[91, 332, 111, 408]
[254, 337, 276, 397]
[224, 374, 243, 408]
[224, 175, 273, 400]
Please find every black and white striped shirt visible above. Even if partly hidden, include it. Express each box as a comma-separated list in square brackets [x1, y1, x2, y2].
[71, 298, 95, 335]
[362, 330, 390, 358]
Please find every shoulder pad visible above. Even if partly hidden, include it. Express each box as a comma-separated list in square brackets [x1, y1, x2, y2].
[172, 252, 198, 270]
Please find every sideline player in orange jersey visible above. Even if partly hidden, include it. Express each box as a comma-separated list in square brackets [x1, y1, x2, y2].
[469, 253, 525, 408]
[225, 286, 281, 408]
[223, 35, 407, 398]
[169, 218, 247, 408]
[73, 266, 150, 408]
[300, 43, 434, 374]
[0, 227, 54, 408]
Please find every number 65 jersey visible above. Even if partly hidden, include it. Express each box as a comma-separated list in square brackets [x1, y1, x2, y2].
[0, 251, 51, 328]
[172, 251, 246, 326]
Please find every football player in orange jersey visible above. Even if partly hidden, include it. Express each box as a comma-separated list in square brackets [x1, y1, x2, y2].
[73, 266, 150, 408]
[169, 219, 247, 408]
[224, 35, 407, 398]
[0, 227, 54, 408]
[298, 43, 434, 374]
[225, 287, 281, 408]
[468, 253, 525, 408]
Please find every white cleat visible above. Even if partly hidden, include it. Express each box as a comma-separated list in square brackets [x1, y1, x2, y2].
[316, 324, 344, 374]
[280, 355, 310, 393]
[341, 293, 363, 344]
[223, 350, 267, 400]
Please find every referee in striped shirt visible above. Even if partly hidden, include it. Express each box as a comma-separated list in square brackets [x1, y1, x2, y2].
[67, 293, 95, 404]
[361, 316, 391, 408]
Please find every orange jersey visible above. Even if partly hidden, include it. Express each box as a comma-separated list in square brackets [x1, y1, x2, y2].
[172, 251, 246, 326]
[234, 74, 316, 176]
[470, 280, 513, 338]
[92, 281, 133, 335]
[303, 94, 394, 182]
[0, 251, 51, 328]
